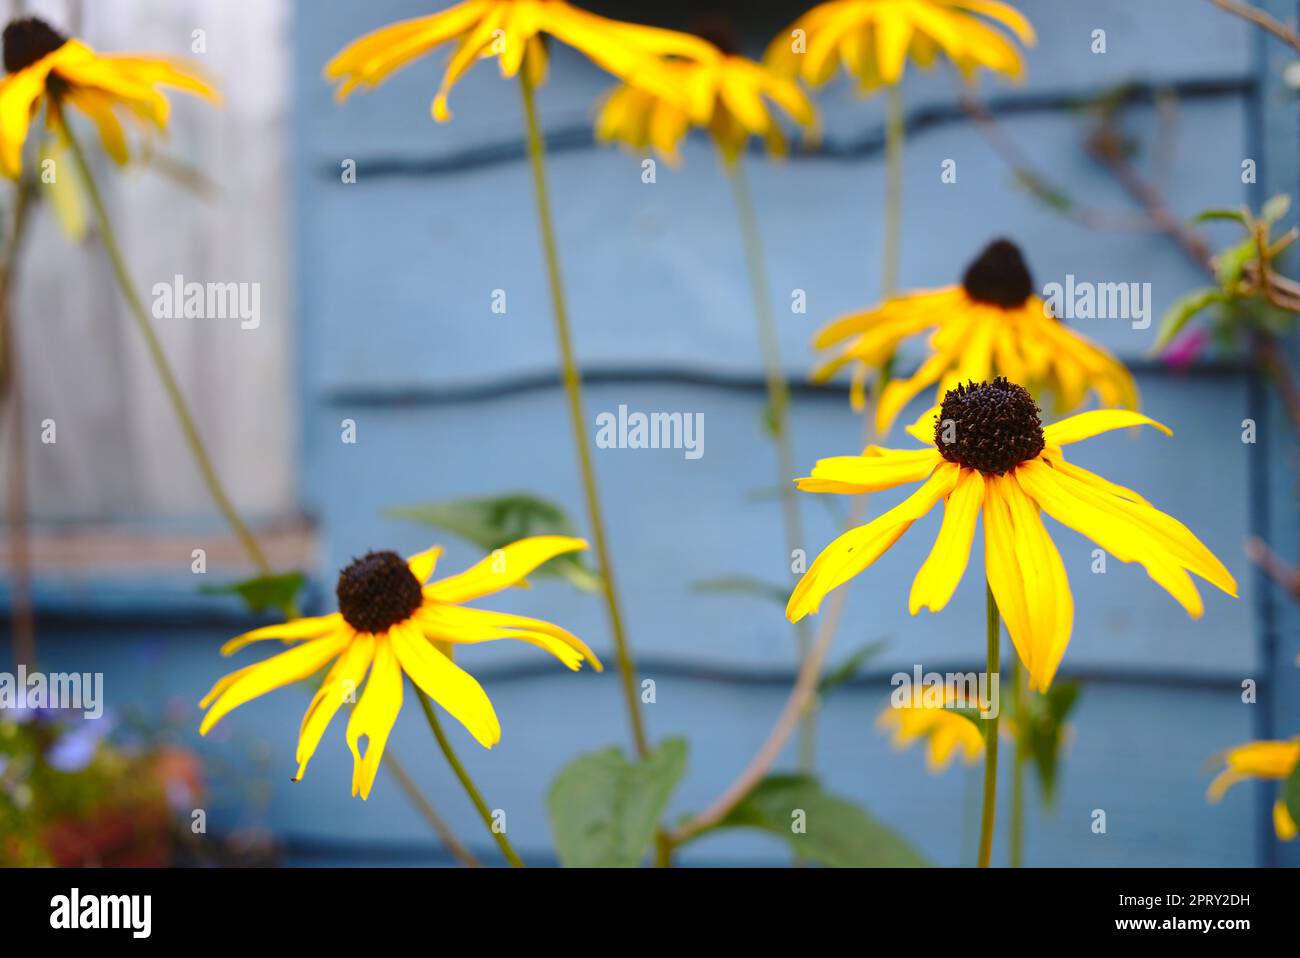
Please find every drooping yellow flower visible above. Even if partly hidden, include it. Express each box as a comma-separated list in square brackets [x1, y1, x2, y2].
[787, 379, 1236, 692]
[878, 693, 983, 771]
[813, 239, 1138, 432]
[325, 0, 715, 122]
[0, 16, 219, 178]
[1207, 740, 1299, 841]
[596, 48, 818, 166]
[765, 0, 1034, 90]
[200, 537, 601, 800]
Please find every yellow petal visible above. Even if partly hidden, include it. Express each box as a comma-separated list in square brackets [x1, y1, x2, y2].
[67, 87, 129, 165]
[874, 8, 913, 84]
[407, 545, 444, 584]
[345, 633, 403, 799]
[952, 0, 1038, 45]
[797, 447, 942, 494]
[1015, 459, 1206, 617]
[388, 623, 501, 748]
[416, 602, 601, 671]
[1002, 472, 1073, 691]
[788, 463, 958, 621]
[200, 632, 350, 734]
[910, 468, 984, 613]
[295, 633, 375, 781]
[0, 67, 48, 178]
[425, 535, 588, 604]
[1042, 409, 1172, 447]
[1275, 800, 1298, 841]
[220, 613, 345, 656]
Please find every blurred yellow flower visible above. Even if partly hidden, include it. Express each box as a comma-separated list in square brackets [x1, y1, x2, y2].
[596, 51, 818, 166]
[878, 694, 983, 771]
[0, 16, 219, 178]
[200, 537, 601, 800]
[813, 239, 1138, 432]
[765, 0, 1034, 90]
[325, 0, 714, 121]
[786, 380, 1236, 692]
[1207, 740, 1299, 841]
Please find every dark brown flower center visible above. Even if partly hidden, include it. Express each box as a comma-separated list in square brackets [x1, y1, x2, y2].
[934, 378, 1044, 475]
[3, 18, 66, 74]
[961, 239, 1034, 308]
[336, 551, 422, 633]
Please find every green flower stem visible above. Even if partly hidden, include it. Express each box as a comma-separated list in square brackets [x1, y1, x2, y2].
[883, 84, 904, 297]
[1009, 656, 1025, 868]
[724, 156, 817, 771]
[518, 69, 648, 759]
[415, 686, 525, 868]
[63, 124, 273, 580]
[978, 580, 1001, 868]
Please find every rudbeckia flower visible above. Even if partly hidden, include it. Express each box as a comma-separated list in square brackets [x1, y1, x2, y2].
[878, 693, 984, 771]
[325, 0, 715, 122]
[765, 0, 1035, 90]
[786, 379, 1237, 692]
[595, 48, 818, 166]
[200, 537, 601, 799]
[812, 239, 1138, 432]
[1207, 740, 1299, 841]
[0, 16, 219, 178]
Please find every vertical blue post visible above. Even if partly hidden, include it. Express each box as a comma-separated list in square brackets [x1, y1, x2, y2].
[1252, 0, 1300, 868]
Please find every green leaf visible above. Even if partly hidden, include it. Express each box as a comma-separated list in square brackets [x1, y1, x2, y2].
[819, 639, 889, 696]
[1151, 287, 1224, 352]
[548, 738, 688, 868]
[1260, 193, 1291, 226]
[1214, 237, 1258, 287]
[1285, 755, 1300, 830]
[691, 576, 789, 606]
[199, 571, 306, 619]
[386, 493, 600, 592]
[1018, 681, 1082, 807]
[1190, 208, 1247, 226]
[712, 775, 928, 867]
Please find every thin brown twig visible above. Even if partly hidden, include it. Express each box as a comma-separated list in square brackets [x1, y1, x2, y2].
[1245, 536, 1300, 599]
[959, 90, 1155, 233]
[1212, 0, 1300, 54]
[666, 415, 876, 847]
[383, 752, 481, 868]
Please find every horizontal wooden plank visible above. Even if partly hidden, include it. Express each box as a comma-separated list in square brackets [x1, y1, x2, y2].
[296, 0, 1253, 162]
[299, 96, 1248, 394]
[25, 622, 1261, 865]
[301, 373, 1254, 676]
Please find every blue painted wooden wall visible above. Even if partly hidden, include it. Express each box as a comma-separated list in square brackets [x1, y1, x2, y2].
[7, 0, 1299, 867]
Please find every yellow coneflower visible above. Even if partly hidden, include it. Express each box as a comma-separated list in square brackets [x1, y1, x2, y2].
[595, 47, 818, 166]
[0, 16, 218, 177]
[1207, 740, 1299, 841]
[325, 0, 714, 121]
[764, 0, 1035, 90]
[200, 536, 601, 800]
[813, 239, 1139, 432]
[878, 694, 983, 771]
[786, 378, 1237, 692]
